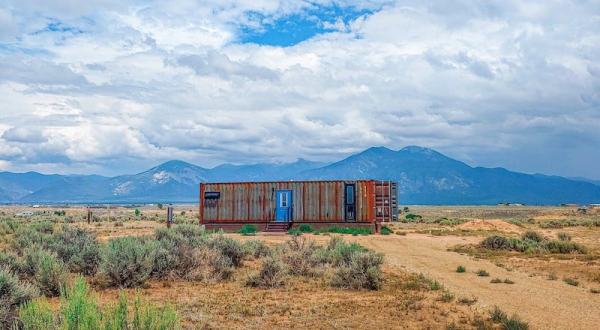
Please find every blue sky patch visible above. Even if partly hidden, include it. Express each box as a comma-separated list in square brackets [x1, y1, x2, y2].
[33, 19, 85, 36]
[238, 4, 380, 47]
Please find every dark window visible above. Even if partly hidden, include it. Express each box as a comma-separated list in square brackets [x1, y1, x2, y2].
[346, 185, 355, 204]
[204, 192, 220, 199]
[204, 192, 220, 208]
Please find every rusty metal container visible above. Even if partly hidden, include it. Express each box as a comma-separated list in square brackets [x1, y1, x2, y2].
[199, 180, 397, 226]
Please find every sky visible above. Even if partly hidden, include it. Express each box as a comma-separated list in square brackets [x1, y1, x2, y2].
[0, 0, 599, 179]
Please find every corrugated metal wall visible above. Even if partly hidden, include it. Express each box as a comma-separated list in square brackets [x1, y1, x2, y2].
[375, 181, 398, 222]
[199, 180, 377, 223]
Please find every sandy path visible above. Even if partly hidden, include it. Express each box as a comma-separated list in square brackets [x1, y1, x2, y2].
[240, 233, 600, 330]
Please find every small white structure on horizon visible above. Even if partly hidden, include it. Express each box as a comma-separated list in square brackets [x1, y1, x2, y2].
[15, 211, 34, 217]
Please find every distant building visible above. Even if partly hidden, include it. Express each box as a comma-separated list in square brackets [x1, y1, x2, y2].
[199, 180, 398, 232]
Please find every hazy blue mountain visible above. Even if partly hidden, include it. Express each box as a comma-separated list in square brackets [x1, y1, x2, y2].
[1, 147, 600, 204]
[0, 171, 67, 201]
[20, 175, 110, 203]
[104, 160, 211, 202]
[208, 159, 325, 181]
[301, 146, 600, 204]
[568, 177, 600, 187]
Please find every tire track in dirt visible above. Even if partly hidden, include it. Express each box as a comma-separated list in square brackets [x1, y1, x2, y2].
[350, 234, 600, 330]
[243, 233, 600, 329]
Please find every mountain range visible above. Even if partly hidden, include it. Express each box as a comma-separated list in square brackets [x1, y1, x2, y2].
[1, 146, 599, 205]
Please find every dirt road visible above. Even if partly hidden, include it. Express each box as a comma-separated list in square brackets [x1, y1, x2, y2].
[244, 233, 600, 330]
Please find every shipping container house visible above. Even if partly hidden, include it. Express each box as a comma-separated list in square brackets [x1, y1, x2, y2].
[199, 180, 397, 232]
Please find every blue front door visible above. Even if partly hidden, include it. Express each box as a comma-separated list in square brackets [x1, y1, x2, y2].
[275, 190, 292, 222]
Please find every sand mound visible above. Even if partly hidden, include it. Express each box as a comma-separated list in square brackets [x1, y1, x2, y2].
[457, 219, 521, 233]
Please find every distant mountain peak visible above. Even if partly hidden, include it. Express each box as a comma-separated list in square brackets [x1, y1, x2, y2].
[354, 146, 396, 157]
[151, 160, 203, 172]
[400, 145, 436, 154]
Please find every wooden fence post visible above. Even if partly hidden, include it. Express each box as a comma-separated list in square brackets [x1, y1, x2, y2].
[167, 206, 173, 228]
[87, 207, 92, 224]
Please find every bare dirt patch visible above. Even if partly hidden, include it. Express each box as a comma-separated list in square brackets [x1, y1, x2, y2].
[457, 219, 521, 233]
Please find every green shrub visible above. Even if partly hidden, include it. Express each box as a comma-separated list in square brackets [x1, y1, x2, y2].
[31, 221, 54, 234]
[0, 251, 19, 272]
[481, 235, 513, 250]
[457, 296, 478, 305]
[402, 273, 432, 290]
[557, 232, 571, 241]
[171, 224, 205, 241]
[287, 228, 302, 236]
[154, 226, 205, 248]
[438, 290, 454, 302]
[246, 257, 287, 288]
[237, 224, 257, 236]
[490, 278, 502, 284]
[183, 248, 234, 282]
[521, 231, 544, 243]
[151, 227, 221, 279]
[563, 277, 579, 286]
[242, 240, 271, 259]
[49, 226, 100, 275]
[380, 226, 393, 235]
[151, 236, 186, 278]
[502, 315, 529, 330]
[480, 234, 587, 254]
[104, 292, 129, 330]
[456, 265, 466, 273]
[490, 306, 507, 323]
[298, 224, 313, 233]
[33, 251, 68, 297]
[207, 235, 245, 267]
[403, 273, 444, 291]
[18, 298, 55, 330]
[25, 277, 179, 330]
[130, 293, 179, 330]
[0, 219, 19, 235]
[545, 240, 587, 254]
[404, 213, 422, 222]
[319, 236, 366, 267]
[22, 246, 68, 297]
[330, 251, 384, 290]
[504, 278, 515, 284]
[61, 276, 102, 329]
[12, 226, 51, 253]
[314, 227, 372, 235]
[54, 210, 66, 217]
[476, 269, 490, 277]
[0, 267, 38, 328]
[100, 237, 154, 288]
[489, 306, 529, 329]
[278, 236, 320, 276]
[429, 279, 443, 290]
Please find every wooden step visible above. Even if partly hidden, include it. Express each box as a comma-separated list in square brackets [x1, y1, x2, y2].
[265, 223, 290, 232]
